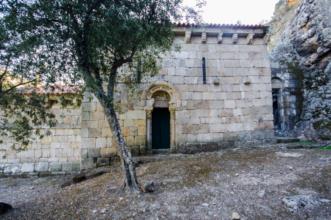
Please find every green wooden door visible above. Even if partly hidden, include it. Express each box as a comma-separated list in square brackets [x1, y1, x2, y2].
[152, 108, 170, 149]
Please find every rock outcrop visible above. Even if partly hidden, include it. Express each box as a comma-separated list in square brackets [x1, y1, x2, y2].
[269, 0, 331, 140]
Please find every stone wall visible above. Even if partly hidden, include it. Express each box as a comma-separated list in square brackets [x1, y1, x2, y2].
[165, 36, 273, 149]
[104, 25, 275, 154]
[80, 93, 117, 170]
[0, 98, 82, 174]
[0, 24, 275, 173]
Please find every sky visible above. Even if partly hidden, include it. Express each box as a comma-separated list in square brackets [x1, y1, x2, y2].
[183, 0, 280, 24]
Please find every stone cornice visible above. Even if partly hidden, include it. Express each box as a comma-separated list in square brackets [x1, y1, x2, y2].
[173, 23, 268, 39]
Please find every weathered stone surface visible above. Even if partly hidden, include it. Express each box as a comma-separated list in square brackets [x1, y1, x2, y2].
[276, 152, 303, 158]
[21, 163, 34, 173]
[231, 212, 241, 220]
[269, 0, 331, 138]
[0, 24, 273, 174]
[282, 195, 330, 213]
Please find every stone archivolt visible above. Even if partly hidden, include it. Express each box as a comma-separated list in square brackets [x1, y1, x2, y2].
[144, 82, 181, 109]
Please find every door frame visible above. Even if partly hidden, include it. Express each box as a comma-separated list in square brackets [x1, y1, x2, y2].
[144, 83, 180, 153]
[146, 102, 176, 153]
[152, 107, 171, 150]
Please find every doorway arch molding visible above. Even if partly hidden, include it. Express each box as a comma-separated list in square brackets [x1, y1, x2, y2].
[143, 82, 181, 152]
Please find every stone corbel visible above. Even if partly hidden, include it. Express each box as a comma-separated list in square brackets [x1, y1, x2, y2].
[217, 32, 223, 44]
[246, 33, 254, 45]
[263, 35, 269, 45]
[232, 34, 238, 44]
[185, 30, 192, 44]
[201, 32, 207, 44]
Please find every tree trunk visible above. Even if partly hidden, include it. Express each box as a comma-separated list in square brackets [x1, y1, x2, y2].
[78, 56, 141, 192]
[97, 94, 141, 193]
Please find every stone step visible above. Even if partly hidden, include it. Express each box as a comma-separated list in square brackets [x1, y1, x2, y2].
[134, 153, 187, 164]
[276, 137, 300, 143]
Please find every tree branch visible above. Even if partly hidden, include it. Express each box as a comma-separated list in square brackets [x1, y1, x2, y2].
[0, 57, 11, 82]
[3, 79, 37, 94]
[106, 47, 137, 100]
[107, 65, 117, 99]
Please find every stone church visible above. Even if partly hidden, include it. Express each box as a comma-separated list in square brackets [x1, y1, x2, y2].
[0, 23, 274, 174]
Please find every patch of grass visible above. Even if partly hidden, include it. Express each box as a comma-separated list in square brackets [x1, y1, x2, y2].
[320, 145, 331, 150]
[300, 140, 315, 145]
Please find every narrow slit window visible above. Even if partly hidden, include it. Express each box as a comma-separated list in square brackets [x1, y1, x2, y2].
[136, 59, 142, 83]
[202, 57, 206, 84]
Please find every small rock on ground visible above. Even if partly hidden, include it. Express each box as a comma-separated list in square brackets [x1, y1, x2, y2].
[276, 152, 303, 158]
[231, 211, 240, 220]
[282, 195, 330, 213]
[143, 181, 156, 193]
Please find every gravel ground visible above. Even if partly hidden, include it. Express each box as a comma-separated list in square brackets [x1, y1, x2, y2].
[1, 146, 331, 220]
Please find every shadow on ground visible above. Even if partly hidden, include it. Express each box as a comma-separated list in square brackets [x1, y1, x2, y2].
[1, 147, 331, 220]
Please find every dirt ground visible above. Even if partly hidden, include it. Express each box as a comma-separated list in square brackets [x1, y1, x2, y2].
[1, 146, 331, 220]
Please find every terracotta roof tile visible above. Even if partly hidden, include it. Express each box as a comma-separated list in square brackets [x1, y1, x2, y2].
[19, 82, 82, 95]
[174, 22, 268, 29]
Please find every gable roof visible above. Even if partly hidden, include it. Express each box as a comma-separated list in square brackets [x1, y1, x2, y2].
[175, 22, 268, 30]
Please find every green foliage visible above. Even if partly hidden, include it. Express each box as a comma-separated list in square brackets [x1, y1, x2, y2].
[0, 0, 199, 93]
[299, 140, 315, 145]
[58, 93, 83, 108]
[0, 88, 57, 150]
[313, 120, 331, 131]
[320, 145, 331, 150]
[287, 62, 305, 121]
[0, 0, 202, 150]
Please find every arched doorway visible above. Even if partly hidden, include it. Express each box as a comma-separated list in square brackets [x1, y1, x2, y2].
[272, 77, 284, 133]
[144, 83, 181, 152]
[152, 91, 171, 149]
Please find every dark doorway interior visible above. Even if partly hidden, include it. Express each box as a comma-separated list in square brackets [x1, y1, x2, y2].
[152, 108, 170, 149]
[272, 88, 281, 130]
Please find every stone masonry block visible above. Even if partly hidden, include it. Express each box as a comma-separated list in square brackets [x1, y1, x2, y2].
[88, 128, 102, 138]
[4, 164, 21, 174]
[125, 111, 145, 120]
[210, 124, 227, 133]
[96, 138, 107, 148]
[81, 138, 96, 148]
[82, 111, 90, 120]
[49, 162, 62, 172]
[224, 100, 236, 108]
[21, 163, 34, 173]
[62, 163, 73, 172]
[35, 162, 49, 172]
[72, 163, 80, 172]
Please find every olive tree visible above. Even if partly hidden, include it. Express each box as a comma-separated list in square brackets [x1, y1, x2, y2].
[0, 0, 202, 192]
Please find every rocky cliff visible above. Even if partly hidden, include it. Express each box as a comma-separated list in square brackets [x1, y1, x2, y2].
[269, 0, 331, 140]
[268, 0, 300, 50]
